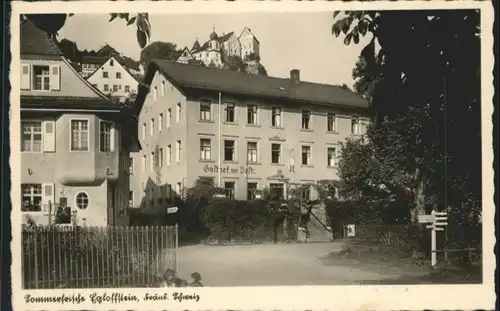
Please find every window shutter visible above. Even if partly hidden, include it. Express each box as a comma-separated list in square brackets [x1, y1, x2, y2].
[21, 64, 31, 90]
[110, 123, 116, 152]
[42, 121, 56, 152]
[49, 64, 61, 91]
[41, 183, 55, 214]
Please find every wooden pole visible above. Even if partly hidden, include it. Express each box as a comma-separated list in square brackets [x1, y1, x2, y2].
[431, 228, 437, 268]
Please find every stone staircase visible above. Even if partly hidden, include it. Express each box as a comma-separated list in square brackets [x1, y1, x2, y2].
[297, 203, 333, 243]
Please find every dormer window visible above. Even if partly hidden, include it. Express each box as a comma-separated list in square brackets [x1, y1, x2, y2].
[33, 66, 50, 91]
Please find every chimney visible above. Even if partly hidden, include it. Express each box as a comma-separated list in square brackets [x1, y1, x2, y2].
[290, 69, 300, 84]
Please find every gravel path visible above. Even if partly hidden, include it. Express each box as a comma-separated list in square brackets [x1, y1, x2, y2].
[176, 242, 423, 286]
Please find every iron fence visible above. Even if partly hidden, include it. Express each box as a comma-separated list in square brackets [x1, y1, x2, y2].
[22, 225, 178, 289]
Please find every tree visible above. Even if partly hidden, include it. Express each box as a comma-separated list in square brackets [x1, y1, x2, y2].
[332, 10, 481, 224]
[140, 41, 183, 70]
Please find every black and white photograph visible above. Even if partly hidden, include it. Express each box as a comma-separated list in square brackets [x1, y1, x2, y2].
[10, 1, 495, 310]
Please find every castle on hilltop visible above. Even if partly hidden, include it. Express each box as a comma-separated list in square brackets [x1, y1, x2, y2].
[177, 26, 260, 69]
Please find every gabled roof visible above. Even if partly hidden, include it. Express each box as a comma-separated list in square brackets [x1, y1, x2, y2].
[85, 55, 140, 84]
[135, 60, 368, 115]
[218, 32, 235, 43]
[238, 27, 260, 44]
[20, 19, 62, 56]
[177, 47, 195, 62]
[191, 40, 201, 51]
[81, 55, 109, 65]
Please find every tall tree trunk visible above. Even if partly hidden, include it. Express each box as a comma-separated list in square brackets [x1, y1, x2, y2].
[410, 170, 427, 224]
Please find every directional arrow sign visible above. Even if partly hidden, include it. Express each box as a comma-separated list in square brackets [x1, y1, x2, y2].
[426, 225, 436, 229]
[167, 206, 179, 214]
[434, 222, 448, 226]
[433, 212, 448, 216]
[434, 216, 448, 221]
[418, 215, 435, 223]
[434, 227, 444, 231]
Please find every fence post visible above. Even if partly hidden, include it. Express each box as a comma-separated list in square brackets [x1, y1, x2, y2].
[33, 229, 39, 289]
[175, 224, 179, 273]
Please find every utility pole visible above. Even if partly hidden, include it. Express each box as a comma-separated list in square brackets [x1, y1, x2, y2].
[444, 74, 449, 261]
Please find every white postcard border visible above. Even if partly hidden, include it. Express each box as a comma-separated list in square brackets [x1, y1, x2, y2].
[10, 1, 495, 310]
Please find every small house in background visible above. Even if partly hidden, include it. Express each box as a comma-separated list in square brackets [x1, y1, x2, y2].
[85, 54, 140, 102]
[19, 18, 141, 227]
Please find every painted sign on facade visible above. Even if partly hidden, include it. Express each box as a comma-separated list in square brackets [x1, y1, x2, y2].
[203, 165, 256, 175]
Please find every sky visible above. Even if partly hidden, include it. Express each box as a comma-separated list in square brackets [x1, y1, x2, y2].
[58, 12, 371, 87]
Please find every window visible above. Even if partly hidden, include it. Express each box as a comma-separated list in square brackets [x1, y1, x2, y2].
[176, 182, 182, 197]
[113, 85, 118, 92]
[176, 103, 181, 123]
[161, 81, 165, 96]
[158, 148, 164, 168]
[103, 84, 109, 92]
[200, 100, 211, 121]
[75, 192, 89, 209]
[167, 145, 172, 165]
[99, 121, 114, 152]
[200, 138, 211, 160]
[153, 86, 157, 101]
[149, 118, 154, 136]
[247, 141, 258, 163]
[351, 117, 360, 134]
[301, 146, 311, 165]
[110, 59, 114, 67]
[129, 191, 133, 207]
[21, 184, 42, 212]
[150, 152, 155, 171]
[116, 72, 121, 79]
[166, 109, 172, 128]
[103, 71, 109, 78]
[225, 102, 235, 123]
[271, 143, 281, 164]
[247, 105, 257, 125]
[124, 85, 130, 92]
[302, 110, 311, 130]
[301, 185, 311, 202]
[158, 114, 163, 131]
[224, 181, 235, 199]
[142, 123, 146, 140]
[142, 155, 146, 172]
[327, 147, 337, 167]
[70, 120, 89, 151]
[247, 182, 258, 200]
[224, 140, 235, 162]
[21, 121, 42, 152]
[327, 113, 336, 132]
[129, 158, 134, 175]
[269, 183, 284, 200]
[32, 65, 50, 91]
[271, 107, 282, 127]
[176, 140, 181, 162]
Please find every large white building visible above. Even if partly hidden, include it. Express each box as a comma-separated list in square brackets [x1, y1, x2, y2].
[177, 27, 260, 68]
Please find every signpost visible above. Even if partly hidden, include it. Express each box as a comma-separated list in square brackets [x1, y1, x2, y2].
[346, 224, 356, 237]
[167, 206, 178, 214]
[418, 210, 449, 267]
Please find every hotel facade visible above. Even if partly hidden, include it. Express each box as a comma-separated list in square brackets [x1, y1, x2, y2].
[20, 19, 140, 226]
[129, 60, 369, 208]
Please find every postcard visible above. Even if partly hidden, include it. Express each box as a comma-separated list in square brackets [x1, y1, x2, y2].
[9, 0, 495, 310]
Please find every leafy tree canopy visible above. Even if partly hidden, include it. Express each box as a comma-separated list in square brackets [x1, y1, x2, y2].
[332, 10, 481, 224]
